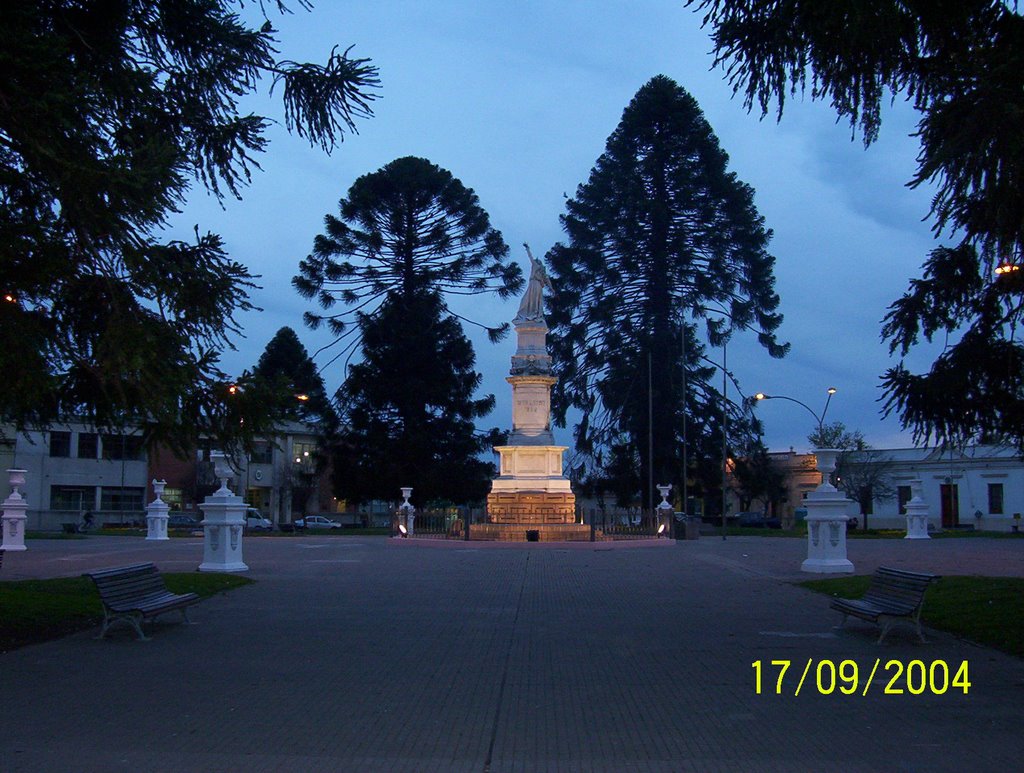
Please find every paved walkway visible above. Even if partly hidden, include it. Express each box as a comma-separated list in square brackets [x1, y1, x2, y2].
[1, 534, 1022, 771]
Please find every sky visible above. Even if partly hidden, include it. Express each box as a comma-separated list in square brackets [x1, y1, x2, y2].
[168, 1, 945, 454]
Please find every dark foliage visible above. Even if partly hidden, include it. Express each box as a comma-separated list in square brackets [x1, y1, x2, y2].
[294, 155, 523, 371]
[547, 75, 787, 509]
[252, 326, 335, 426]
[0, 1, 379, 455]
[690, 0, 1024, 447]
[332, 292, 500, 505]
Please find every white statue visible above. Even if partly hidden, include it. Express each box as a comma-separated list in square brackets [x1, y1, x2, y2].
[514, 244, 552, 323]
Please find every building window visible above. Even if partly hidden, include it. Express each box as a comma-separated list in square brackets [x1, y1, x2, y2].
[49, 431, 71, 458]
[897, 486, 912, 515]
[161, 487, 184, 510]
[292, 441, 316, 463]
[249, 441, 273, 465]
[988, 483, 1004, 515]
[101, 434, 143, 461]
[77, 432, 98, 459]
[51, 485, 93, 511]
[100, 486, 145, 512]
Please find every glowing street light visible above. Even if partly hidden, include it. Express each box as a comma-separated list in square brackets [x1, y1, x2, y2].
[754, 387, 837, 434]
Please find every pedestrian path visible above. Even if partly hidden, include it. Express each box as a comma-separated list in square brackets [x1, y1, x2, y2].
[0, 535, 1021, 771]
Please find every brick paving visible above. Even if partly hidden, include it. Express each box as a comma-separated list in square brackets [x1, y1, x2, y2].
[1, 534, 1022, 771]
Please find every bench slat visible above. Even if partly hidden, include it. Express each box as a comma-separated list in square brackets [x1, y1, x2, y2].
[830, 565, 939, 643]
[84, 562, 202, 640]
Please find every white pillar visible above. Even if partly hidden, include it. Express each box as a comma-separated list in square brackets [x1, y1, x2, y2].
[904, 478, 931, 539]
[656, 483, 673, 537]
[399, 487, 415, 536]
[801, 449, 854, 573]
[146, 478, 170, 541]
[2, 468, 29, 552]
[199, 453, 248, 572]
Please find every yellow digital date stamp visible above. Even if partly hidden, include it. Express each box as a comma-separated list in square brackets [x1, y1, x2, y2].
[752, 659, 971, 696]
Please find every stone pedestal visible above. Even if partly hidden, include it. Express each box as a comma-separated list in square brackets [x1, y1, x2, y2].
[904, 478, 931, 539]
[487, 312, 576, 529]
[656, 484, 673, 537]
[801, 449, 853, 574]
[1, 468, 29, 552]
[199, 454, 248, 572]
[146, 479, 170, 541]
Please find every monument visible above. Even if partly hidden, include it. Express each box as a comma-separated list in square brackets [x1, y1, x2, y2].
[479, 246, 587, 541]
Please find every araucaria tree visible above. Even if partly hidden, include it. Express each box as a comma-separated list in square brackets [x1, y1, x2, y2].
[689, 0, 1024, 448]
[294, 156, 522, 504]
[0, 1, 379, 454]
[331, 292, 502, 505]
[547, 75, 787, 510]
[294, 156, 523, 363]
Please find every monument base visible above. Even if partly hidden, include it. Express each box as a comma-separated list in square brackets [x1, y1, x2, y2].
[473, 522, 591, 542]
[487, 491, 576, 524]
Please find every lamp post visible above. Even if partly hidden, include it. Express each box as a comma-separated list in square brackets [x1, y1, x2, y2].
[755, 387, 853, 573]
[754, 387, 837, 437]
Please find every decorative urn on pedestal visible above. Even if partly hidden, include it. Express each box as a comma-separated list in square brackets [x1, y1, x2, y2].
[2, 468, 29, 552]
[146, 479, 171, 541]
[199, 452, 248, 572]
[800, 448, 854, 573]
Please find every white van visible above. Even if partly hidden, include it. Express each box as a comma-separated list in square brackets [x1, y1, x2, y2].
[245, 508, 273, 531]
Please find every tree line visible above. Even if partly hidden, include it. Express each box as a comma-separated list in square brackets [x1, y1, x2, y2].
[3, 1, 1019, 511]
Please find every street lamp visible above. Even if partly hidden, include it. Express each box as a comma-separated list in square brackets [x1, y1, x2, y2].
[754, 387, 837, 435]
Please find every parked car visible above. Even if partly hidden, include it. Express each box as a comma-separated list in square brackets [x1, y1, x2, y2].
[245, 508, 273, 531]
[294, 515, 342, 529]
[735, 511, 782, 529]
[168, 514, 201, 530]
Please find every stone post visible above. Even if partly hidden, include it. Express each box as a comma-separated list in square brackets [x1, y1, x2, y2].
[146, 479, 170, 541]
[904, 478, 931, 539]
[656, 483, 673, 537]
[400, 487, 415, 536]
[801, 449, 854, 573]
[199, 452, 248, 572]
[2, 468, 29, 552]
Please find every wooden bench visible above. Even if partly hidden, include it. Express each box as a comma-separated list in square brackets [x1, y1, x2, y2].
[84, 562, 201, 641]
[831, 566, 939, 643]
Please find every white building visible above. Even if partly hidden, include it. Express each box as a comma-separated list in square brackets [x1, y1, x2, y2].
[852, 445, 1023, 532]
[0, 420, 331, 531]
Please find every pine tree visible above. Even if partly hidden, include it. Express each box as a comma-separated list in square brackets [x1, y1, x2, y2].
[0, 1, 379, 454]
[690, 0, 1024, 447]
[252, 327, 334, 425]
[334, 292, 500, 505]
[294, 155, 523, 368]
[547, 75, 787, 509]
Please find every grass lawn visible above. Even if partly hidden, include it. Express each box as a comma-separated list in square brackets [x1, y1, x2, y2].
[0, 573, 252, 652]
[800, 575, 1024, 658]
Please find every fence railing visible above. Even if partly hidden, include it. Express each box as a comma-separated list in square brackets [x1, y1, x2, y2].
[582, 508, 663, 540]
[391, 507, 486, 539]
[389, 506, 666, 541]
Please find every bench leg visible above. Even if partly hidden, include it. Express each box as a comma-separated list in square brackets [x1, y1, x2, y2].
[913, 611, 928, 643]
[181, 607, 196, 625]
[95, 611, 150, 641]
[876, 620, 893, 644]
[834, 613, 849, 630]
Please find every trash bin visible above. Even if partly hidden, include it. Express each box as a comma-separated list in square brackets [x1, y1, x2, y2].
[526, 530, 540, 542]
[674, 513, 700, 540]
[685, 515, 701, 540]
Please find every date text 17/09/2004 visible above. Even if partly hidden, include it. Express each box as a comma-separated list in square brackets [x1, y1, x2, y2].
[752, 659, 971, 696]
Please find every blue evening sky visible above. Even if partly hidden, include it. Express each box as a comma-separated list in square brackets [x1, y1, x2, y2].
[168, 1, 943, 453]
